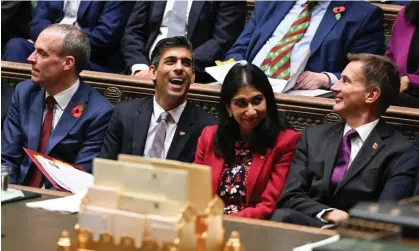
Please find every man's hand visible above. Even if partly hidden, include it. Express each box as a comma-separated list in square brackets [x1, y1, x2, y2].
[134, 70, 151, 80]
[400, 75, 410, 93]
[27, 39, 34, 44]
[294, 71, 330, 90]
[322, 209, 349, 225]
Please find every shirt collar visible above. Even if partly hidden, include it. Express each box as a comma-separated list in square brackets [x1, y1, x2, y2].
[344, 119, 380, 143]
[45, 79, 80, 111]
[152, 97, 187, 124]
[298, 0, 330, 10]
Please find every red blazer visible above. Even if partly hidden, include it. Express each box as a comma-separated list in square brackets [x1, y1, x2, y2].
[194, 125, 300, 219]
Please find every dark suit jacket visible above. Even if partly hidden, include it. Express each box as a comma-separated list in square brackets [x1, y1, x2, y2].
[385, 8, 419, 88]
[194, 125, 300, 219]
[1, 1, 32, 48]
[380, 133, 419, 199]
[99, 96, 217, 163]
[121, 1, 246, 82]
[224, 1, 384, 80]
[1, 80, 114, 186]
[29, 1, 134, 72]
[277, 120, 410, 218]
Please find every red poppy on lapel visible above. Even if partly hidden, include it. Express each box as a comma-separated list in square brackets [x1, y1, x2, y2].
[333, 6, 345, 20]
[72, 104, 85, 118]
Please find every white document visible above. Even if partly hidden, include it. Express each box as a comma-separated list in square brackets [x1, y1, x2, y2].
[36, 155, 94, 194]
[293, 235, 340, 251]
[26, 192, 86, 213]
[1, 188, 24, 202]
[205, 50, 311, 94]
[287, 89, 332, 97]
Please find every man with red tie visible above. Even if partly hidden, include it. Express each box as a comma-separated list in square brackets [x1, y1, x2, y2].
[1, 24, 113, 188]
[272, 54, 410, 227]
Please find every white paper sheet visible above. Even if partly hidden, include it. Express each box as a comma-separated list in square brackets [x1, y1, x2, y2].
[293, 235, 340, 251]
[26, 192, 86, 213]
[1, 188, 24, 202]
[286, 89, 332, 97]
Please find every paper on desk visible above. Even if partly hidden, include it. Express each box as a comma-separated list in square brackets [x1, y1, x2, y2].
[293, 235, 340, 251]
[36, 155, 94, 194]
[1, 188, 24, 202]
[205, 50, 310, 94]
[287, 89, 332, 97]
[26, 191, 86, 213]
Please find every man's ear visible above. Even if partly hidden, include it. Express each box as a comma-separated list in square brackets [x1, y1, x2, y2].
[62, 56, 75, 71]
[365, 87, 381, 104]
[149, 65, 157, 81]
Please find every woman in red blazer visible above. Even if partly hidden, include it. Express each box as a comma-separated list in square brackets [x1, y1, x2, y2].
[194, 63, 300, 219]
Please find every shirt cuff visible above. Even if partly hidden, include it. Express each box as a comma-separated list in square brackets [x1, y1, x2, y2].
[316, 208, 336, 223]
[131, 64, 150, 75]
[322, 72, 338, 87]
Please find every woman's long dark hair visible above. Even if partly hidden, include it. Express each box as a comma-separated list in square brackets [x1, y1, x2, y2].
[213, 63, 288, 165]
[405, 2, 419, 26]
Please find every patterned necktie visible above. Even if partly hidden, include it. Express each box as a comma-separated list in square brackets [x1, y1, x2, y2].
[260, 1, 316, 80]
[331, 129, 359, 185]
[167, 0, 188, 37]
[148, 111, 172, 159]
[26, 96, 56, 187]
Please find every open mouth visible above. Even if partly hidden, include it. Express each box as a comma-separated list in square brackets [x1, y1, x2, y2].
[169, 78, 184, 86]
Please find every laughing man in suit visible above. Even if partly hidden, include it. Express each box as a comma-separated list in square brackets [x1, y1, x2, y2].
[272, 54, 410, 227]
[224, 1, 384, 90]
[100, 37, 217, 163]
[1, 24, 113, 188]
[122, 0, 247, 83]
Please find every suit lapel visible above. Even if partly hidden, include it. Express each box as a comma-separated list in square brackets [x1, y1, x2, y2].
[45, 82, 89, 155]
[187, 1, 205, 40]
[250, 2, 294, 60]
[28, 89, 45, 152]
[334, 120, 388, 195]
[151, 1, 167, 28]
[309, 1, 341, 56]
[246, 149, 270, 204]
[166, 103, 195, 160]
[132, 98, 153, 156]
[77, 1, 91, 19]
[323, 123, 345, 198]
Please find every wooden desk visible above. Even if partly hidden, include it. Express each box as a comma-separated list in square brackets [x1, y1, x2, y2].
[2, 185, 336, 251]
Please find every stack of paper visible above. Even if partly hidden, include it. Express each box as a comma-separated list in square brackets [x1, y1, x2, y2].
[26, 192, 86, 213]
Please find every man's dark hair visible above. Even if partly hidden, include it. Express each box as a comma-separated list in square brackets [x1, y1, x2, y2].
[405, 1, 419, 26]
[347, 53, 400, 114]
[45, 24, 91, 74]
[150, 36, 194, 68]
[214, 63, 288, 165]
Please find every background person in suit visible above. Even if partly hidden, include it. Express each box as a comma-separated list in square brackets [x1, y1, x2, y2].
[385, 2, 419, 108]
[100, 37, 216, 163]
[122, 0, 247, 83]
[272, 53, 410, 227]
[224, 1, 384, 90]
[1, 24, 113, 188]
[2, 1, 134, 73]
[1, 1, 32, 50]
[380, 133, 419, 200]
[194, 63, 300, 219]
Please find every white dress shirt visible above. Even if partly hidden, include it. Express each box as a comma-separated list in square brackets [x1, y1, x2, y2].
[43, 79, 80, 129]
[131, 0, 194, 75]
[144, 97, 187, 159]
[251, 0, 338, 84]
[60, 0, 81, 27]
[316, 119, 380, 223]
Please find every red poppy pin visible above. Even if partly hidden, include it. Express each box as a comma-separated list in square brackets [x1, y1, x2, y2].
[333, 6, 345, 21]
[72, 104, 85, 118]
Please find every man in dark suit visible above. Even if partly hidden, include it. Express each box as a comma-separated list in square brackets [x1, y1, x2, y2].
[1, 24, 113, 188]
[121, 1, 246, 83]
[100, 37, 216, 163]
[1, 1, 32, 49]
[380, 133, 419, 200]
[224, 1, 384, 90]
[2, 1, 134, 73]
[272, 53, 410, 227]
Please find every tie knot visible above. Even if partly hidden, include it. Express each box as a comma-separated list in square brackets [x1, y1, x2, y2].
[159, 111, 172, 123]
[45, 96, 56, 110]
[344, 129, 358, 141]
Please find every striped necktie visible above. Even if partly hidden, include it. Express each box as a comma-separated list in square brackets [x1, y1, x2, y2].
[260, 1, 316, 80]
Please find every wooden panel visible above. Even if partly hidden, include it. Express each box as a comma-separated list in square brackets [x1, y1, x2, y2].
[2, 61, 418, 140]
